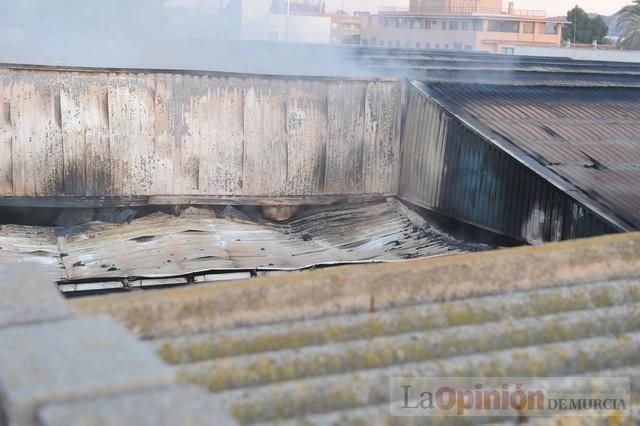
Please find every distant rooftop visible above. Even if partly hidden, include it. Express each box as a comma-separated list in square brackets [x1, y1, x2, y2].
[380, 4, 547, 17]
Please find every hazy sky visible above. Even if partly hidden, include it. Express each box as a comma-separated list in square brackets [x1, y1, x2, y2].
[326, 0, 632, 17]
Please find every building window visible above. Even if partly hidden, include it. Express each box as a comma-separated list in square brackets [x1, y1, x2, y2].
[396, 41, 400, 47]
[416, 42, 421, 48]
[444, 43, 449, 49]
[465, 45, 473, 50]
[449, 21, 459, 30]
[502, 47, 515, 54]
[462, 20, 471, 31]
[388, 41, 393, 47]
[442, 21, 447, 30]
[426, 20, 437, 29]
[487, 20, 520, 33]
[411, 19, 422, 29]
[435, 43, 440, 49]
[405, 41, 410, 47]
[362, 39, 368, 45]
[454, 41, 462, 49]
[370, 37, 377, 45]
[384, 19, 389, 27]
[523, 22, 534, 33]
[380, 39, 384, 46]
[426, 42, 431, 49]
[396, 19, 401, 28]
[545, 23, 558, 34]
[473, 20, 484, 31]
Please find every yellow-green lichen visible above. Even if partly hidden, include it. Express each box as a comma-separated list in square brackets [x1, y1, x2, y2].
[443, 303, 476, 326]
[157, 343, 181, 364]
[628, 286, 640, 303]
[158, 284, 636, 368]
[591, 289, 615, 307]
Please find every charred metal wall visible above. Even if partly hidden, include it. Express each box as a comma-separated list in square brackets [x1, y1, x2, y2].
[399, 82, 618, 243]
[0, 66, 402, 203]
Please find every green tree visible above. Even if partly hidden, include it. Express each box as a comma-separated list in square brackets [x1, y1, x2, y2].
[563, 6, 609, 44]
[617, 0, 640, 50]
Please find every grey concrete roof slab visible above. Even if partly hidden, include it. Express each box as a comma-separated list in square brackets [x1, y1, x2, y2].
[0, 264, 70, 329]
[0, 316, 175, 426]
[38, 386, 236, 426]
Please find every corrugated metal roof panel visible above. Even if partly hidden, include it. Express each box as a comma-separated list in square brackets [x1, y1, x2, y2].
[59, 201, 483, 281]
[425, 83, 640, 230]
[0, 200, 487, 286]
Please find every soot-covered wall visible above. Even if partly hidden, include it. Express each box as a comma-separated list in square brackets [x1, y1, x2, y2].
[0, 66, 402, 203]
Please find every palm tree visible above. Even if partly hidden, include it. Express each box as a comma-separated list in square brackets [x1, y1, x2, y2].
[617, 0, 640, 50]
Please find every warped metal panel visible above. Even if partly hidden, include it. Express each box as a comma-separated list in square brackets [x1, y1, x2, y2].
[58, 201, 480, 281]
[0, 201, 486, 286]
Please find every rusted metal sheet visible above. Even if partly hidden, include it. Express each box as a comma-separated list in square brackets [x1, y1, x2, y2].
[399, 81, 620, 244]
[0, 200, 487, 288]
[0, 66, 402, 204]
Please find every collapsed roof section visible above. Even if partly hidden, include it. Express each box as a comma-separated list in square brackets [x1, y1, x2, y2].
[0, 200, 489, 291]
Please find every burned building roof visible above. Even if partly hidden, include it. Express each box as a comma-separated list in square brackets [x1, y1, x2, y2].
[423, 83, 640, 231]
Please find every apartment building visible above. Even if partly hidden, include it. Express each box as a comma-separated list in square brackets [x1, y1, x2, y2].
[360, 0, 566, 53]
[411, 0, 503, 14]
[330, 14, 362, 44]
